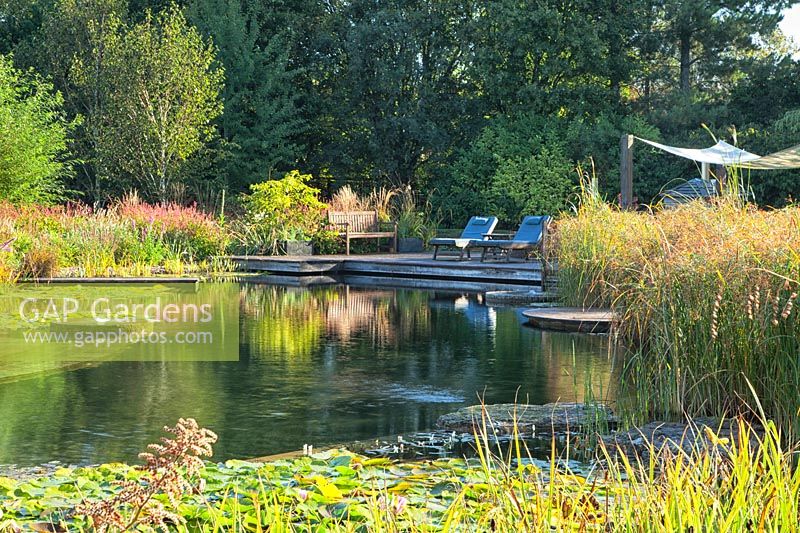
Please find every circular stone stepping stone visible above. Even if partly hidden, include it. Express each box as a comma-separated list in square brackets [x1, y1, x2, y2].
[484, 289, 558, 307]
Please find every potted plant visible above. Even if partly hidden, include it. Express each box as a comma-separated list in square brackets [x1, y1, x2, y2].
[398, 235, 424, 253]
[394, 188, 439, 253]
[280, 228, 314, 256]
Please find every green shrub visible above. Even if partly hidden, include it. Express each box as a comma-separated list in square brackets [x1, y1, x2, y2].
[312, 228, 342, 255]
[242, 170, 328, 254]
[487, 144, 573, 224]
[437, 114, 575, 225]
[0, 54, 73, 204]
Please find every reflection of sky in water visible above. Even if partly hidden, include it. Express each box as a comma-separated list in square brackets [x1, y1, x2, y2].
[451, 295, 497, 334]
[382, 384, 465, 404]
[0, 284, 615, 466]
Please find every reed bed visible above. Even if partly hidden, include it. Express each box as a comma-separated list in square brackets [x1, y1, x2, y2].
[556, 188, 800, 439]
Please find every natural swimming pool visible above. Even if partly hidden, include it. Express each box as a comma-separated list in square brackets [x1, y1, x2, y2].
[0, 283, 615, 466]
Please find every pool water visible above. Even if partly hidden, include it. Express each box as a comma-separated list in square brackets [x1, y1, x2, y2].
[0, 283, 615, 466]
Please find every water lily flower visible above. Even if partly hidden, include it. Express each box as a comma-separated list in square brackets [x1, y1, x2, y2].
[379, 495, 408, 515]
[393, 495, 408, 515]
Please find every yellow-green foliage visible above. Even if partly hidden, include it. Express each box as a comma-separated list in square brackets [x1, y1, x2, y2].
[598, 418, 800, 532]
[556, 195, 800, 437]
[242, 170, 329, 254]
[2, 417, 799, 531]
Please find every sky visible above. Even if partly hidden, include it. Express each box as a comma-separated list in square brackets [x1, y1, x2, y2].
[781, 5, 800, 44]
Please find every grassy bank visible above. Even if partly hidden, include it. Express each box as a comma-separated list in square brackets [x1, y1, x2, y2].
[1, 417, 798, 531]
[556, 191, 800, 438]
[0, 196, 230, 280]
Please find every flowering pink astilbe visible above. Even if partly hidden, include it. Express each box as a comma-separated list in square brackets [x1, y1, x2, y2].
[115, 197, 218, 234]
[75, 418, 218, 532]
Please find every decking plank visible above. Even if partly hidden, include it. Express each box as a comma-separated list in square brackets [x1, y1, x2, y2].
[227, 253, 543, 285]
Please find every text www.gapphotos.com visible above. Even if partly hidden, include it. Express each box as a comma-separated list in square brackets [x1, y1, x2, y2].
[22, 329, 214, 348]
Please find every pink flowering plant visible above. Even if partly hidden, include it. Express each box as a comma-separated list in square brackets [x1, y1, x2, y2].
[0, 194, 230, 278]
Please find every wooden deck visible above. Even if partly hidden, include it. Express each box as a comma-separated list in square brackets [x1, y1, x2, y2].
[522, 307, 615, 333]
[228, 253, 543, 286]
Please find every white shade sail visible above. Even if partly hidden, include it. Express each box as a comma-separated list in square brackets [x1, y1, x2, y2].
[636, 137, 800, 170]
[743, 144, 800, 169]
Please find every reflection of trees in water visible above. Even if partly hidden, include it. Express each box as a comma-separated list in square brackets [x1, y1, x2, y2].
[240, 285, 435, 358]
[241, 285, 328, 359]
[0, 359, 230, 465]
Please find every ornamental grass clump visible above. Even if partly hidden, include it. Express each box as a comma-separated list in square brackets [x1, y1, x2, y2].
[597, 415, 800, 531]
[329, 185, 397, 222]
[331, 185, 440, 242]
[557, 179, 800, 439]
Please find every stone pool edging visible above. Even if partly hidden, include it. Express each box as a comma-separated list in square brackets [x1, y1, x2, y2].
[435, 402, 766, 462]
[435, 402, 618, 436]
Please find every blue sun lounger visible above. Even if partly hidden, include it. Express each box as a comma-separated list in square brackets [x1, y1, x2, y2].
[430, 216, 499, 260]
[468, 215, 551, 262]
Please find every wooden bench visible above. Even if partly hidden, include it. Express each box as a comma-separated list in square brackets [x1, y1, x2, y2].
[328, 210, 398, 255]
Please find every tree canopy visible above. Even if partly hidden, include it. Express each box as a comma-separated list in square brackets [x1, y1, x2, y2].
[94, 6, 223, 201]
[0, 0, 798, 212]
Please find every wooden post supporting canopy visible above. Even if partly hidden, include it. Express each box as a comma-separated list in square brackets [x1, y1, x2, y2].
[620, 134, 634, 208]
[701, 162, 710, 181]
